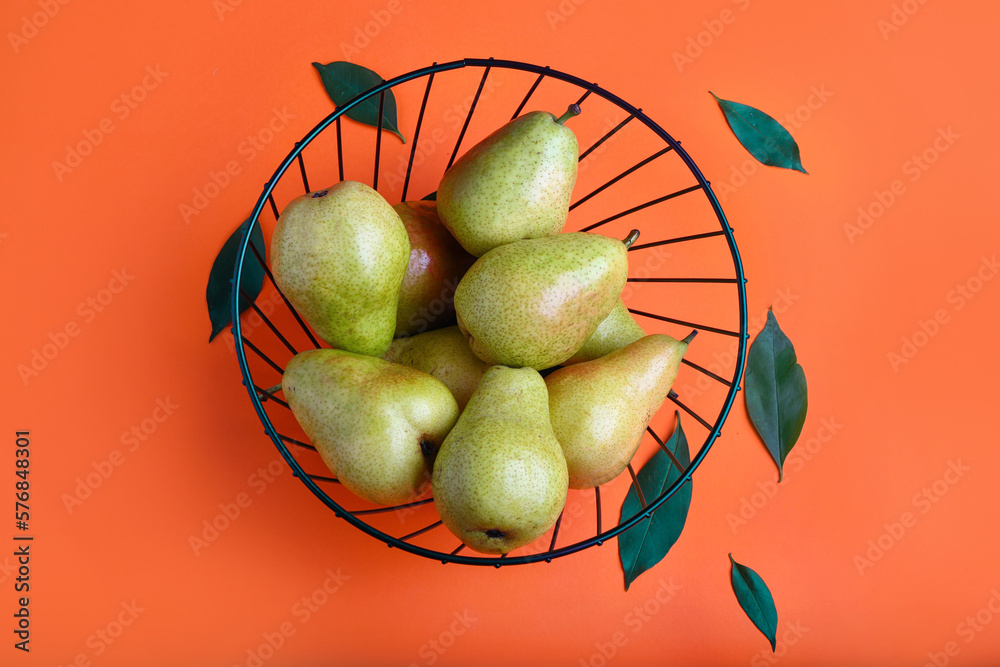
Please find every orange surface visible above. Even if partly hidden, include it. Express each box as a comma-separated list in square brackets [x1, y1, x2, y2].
[4, 1, 1000, 665]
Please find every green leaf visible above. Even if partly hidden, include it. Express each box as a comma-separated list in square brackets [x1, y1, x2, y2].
[744, 309, 808, 481]
[729, 554, 778, 650]
[312, 61, 405, 143]
[618, 413, 692, 590]
[206, 218, 265, 342]
[710, 92, 807, 173]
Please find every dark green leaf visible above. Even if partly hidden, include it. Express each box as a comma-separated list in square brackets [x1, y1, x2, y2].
[206, 218, 265, 342]
[745, 309, 808, 481]
[618, 413, 692, 590]
[710, 92, 807, 173]
[312, 61, 405, 143]
[729, 554, 778, 650]
[421, 191, 437, 201]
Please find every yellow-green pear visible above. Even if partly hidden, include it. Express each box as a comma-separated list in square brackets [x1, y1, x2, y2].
[545, 333, 694, 489]
[271, 181, 409, 357]
[393, 201, 476, 338]
[437, 105, 581, 257]
[384, 326, 490, 410]
[432, 366, 568, 554]
[563, 298, 646, 365]
[282, 349, 459, 506]
[454, 232, 631, 370]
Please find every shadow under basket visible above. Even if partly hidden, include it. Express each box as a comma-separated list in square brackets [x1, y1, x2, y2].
[230, 58, 749, 566]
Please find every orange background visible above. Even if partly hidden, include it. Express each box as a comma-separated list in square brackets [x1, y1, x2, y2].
[4, 0, 1000, 665]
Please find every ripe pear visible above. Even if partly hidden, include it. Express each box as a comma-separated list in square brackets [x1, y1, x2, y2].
[393, 201, 476, 338]
[271, 181, 409, 357]
[546, 333, 694, 489]
[437, 105, 581, 257]
[384, 326, 490, 410]
[564, 298, 645, 365]
[432, 366, 568, 554]
[454, 232, 631, 370]
[282, 349, 459, 505]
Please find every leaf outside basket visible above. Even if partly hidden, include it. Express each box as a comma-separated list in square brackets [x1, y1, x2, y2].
[744, 309, 808, 481]
[711, 92, 807, 173]
[206, 218, 265, 342]
[618, 413, 692, 590]
[729, 554, 778, 650]
[313, 61, 406, 143]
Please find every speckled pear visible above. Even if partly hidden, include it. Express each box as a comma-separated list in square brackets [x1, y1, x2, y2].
[437, 105, 581, 257]
[432, 366, 568, 554]
[392, 201, 476, 338]
[384, 326, 490, 410]
[563, 297, 646, 365]
[545, 333, 694, 489]
[271, 181, 409, 357]
[454, 232, 632, 370]
[282, 349, 459, 505]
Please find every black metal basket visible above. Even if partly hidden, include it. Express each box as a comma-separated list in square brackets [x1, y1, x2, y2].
[231, 58, 748, 566]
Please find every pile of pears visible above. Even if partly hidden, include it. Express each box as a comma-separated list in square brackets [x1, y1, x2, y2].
[270, 105, 692, 555]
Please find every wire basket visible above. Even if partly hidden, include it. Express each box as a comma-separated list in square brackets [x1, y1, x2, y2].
[231, 58, 748, 566]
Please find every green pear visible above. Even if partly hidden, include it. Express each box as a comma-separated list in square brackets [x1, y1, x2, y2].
[384, 326, 490, 410]
[393, 201, 476, 338]
[432, 366, 568, 554]
[437, 105, 581, 257]
[563, 298, 645, 365]
[271, 181, 409, 357]
[282, 349, 459, 505]
[454, 232, 631, 370]
[546, 333, 694, 489]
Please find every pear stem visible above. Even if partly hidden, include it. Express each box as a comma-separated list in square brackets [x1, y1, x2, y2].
[622, 229, 641, 248]
[262, 383, 282, 396]
[555, 103, 582, 125]
[682, 330, 699, 345]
